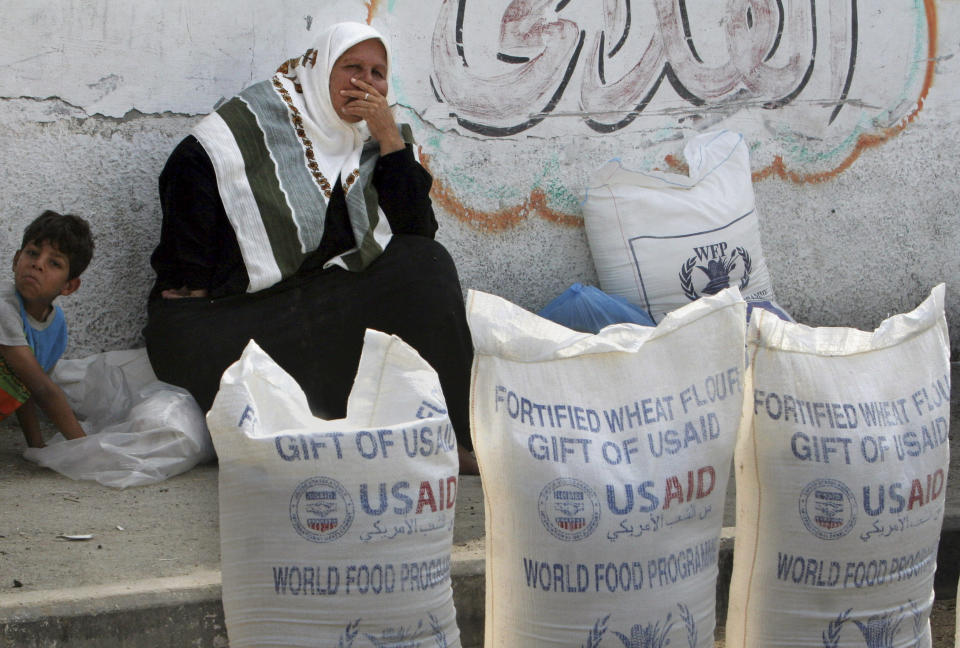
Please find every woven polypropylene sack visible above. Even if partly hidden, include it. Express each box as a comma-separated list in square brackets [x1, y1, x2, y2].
[469, 287, 746, 647]
[583, 130, 776, 323]
[727, 284, 950, 648]
[207, 333, 461, 648]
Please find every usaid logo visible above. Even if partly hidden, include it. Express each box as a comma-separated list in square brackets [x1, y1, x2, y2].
[679, 242, 751, 300]
[538, 478, 601, 542]
[798, 478, 857, 540]
[290, 476, 354, 543]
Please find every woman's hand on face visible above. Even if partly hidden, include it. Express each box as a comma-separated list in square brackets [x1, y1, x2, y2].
[340, 78, 405, 155]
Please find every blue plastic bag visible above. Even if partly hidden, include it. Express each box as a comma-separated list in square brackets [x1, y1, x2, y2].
[538, 283, 656, 333]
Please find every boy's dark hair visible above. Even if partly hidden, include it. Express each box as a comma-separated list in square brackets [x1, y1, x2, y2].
[20, 210, 94, 279]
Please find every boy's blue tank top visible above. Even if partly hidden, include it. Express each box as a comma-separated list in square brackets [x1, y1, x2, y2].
[16, 292, 67, 372]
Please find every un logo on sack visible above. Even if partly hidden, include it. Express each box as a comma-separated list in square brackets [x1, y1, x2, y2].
[538, 478, 601, 542]
[679, 244, 752, 301]
[798, 478, 857, 540]
[290, 476, 355, 543]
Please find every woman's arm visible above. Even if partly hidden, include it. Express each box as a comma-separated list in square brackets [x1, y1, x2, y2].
[336, 78, 437, 236]
[374, 146, 438, 238]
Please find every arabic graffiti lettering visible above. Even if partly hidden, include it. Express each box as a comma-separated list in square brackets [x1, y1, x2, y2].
[432, 0, 851, 135]
[373, 0, 936, 231]
[427, 0, 934, 141]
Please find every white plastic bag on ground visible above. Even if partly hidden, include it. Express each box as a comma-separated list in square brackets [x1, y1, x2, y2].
[23, 349, 212, 488]
[207, 333, 461, 648]
[727, 284, 950, 648]
[468, 287, 746, 647]
[583, 130, 776, 323]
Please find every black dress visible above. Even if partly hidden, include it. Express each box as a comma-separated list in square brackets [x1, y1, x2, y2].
[144, 136, 474, 449]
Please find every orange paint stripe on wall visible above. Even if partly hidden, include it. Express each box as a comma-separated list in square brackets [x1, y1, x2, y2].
[754, 0, 937, 185]
[421, 152, 582, 233]
[364, 0, 381, 25]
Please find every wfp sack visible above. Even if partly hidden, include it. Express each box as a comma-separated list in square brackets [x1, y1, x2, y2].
[207, 333, 460, 648]
[469, 287, 746, 647]
[583, 130, 776, 322]
[727, 284, 950, 648]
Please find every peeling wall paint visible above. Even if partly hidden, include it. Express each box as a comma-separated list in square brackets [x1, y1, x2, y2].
[1, 0, 958, 358]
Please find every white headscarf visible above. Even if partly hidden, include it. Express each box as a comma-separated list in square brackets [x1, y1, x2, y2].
[275, 22, 391, 193]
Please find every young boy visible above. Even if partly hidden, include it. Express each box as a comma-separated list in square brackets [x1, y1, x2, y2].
[0, 211, 94, 448]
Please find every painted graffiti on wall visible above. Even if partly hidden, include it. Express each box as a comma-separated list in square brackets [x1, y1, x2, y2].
[2, 1, 934, 232]
[381, 0, 936, 230]
[431, 0, 857, 136]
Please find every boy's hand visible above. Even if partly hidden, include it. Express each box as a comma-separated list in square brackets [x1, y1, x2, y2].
[0, 344, 85, 442]
[15, 400, 44, 448]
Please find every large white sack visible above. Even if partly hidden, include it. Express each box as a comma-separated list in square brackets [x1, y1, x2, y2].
[468, 287, 746, 647]
[583, 130, 776, 323]
[24, 349, 212, 488]
[727, 284, 950, 648]
[207, 333, 461, 648]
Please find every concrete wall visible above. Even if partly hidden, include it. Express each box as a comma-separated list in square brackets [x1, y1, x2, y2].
[1, 0, 957, 356]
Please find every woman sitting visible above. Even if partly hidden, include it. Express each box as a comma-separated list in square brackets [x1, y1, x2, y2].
[145, 22, 478, 473]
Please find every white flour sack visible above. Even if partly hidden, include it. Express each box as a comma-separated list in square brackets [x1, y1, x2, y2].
[468, 287, 746, 647]
[206, 333, 461, 648]
[582, 130, 776, 323]
[727, 284, 950, 648]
